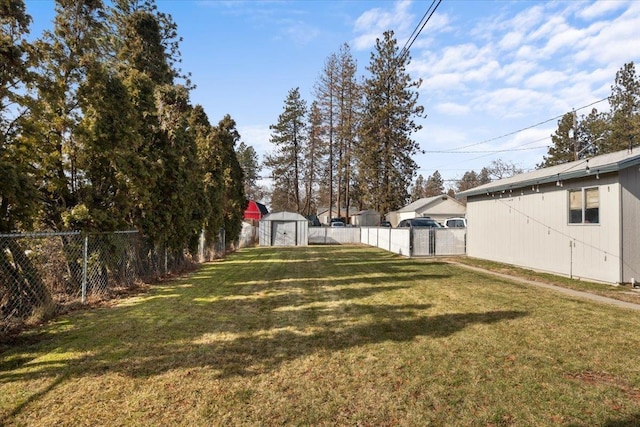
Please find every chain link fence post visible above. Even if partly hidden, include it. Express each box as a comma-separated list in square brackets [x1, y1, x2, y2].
[82, 234, 88, 304]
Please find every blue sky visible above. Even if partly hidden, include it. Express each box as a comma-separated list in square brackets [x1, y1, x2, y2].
[25, 0, 640, 190]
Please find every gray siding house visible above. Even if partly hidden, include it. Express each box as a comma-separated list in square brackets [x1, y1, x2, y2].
[457, 148, 640, 284]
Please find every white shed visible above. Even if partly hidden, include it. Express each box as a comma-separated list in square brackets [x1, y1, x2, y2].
[259, 211, 309, 246]
[457, 148, 640, 284]
[351, 210, 381, 226]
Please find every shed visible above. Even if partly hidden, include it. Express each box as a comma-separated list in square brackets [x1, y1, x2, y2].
[259, 211, 308, 246]
[386, 195, 466, 227]
[351, 210, 381, 226]
[457, 147, 640, 284]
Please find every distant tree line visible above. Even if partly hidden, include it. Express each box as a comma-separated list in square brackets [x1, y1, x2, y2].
[1, 0, 248, 249]
[265, 32, 425, 218]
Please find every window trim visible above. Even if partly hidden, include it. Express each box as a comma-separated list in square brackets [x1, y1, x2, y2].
[568, 186, 599, 225]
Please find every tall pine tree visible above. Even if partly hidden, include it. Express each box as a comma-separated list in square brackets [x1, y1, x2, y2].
[265, 87, 307, 212]
[424, 171, 444, 196]
[356, 31, 424, 215]
[608, 62, 640, 152]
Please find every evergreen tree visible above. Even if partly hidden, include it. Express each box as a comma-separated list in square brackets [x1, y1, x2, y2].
[111, 0, 202, 256]
[0, 0, 37, 232]
[214, 115, 246, 245]
[608, 62, 640, 152]
[0, 0, 54, 319]
[189, 104, 223, 246]
[410, 174, 427, 201]
[73, 62, 140, 231]
[314, 44, 361, 217]
[356, 30, 424, 215]
[335, 43, 360, 218]
[538, 112, 576, 167]
[303, 101, 324, 215]
[578, 108, 608, 156]
[424, 170, 444, 196]
[236, 141, 261, 201]
[28, 0, 108, 230]
[153, 84, 203, 252]
[264, 87, 307, 212]
[456, 168, 491, 193]
[314, 53, 338, 216]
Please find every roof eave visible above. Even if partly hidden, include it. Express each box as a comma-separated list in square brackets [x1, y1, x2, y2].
[458, 156, 640, 199]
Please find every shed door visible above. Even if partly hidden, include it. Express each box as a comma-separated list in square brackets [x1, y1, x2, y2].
[272, 221, 296, 246]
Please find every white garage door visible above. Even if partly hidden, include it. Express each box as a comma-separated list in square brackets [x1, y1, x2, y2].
[272, 221, 297, 246]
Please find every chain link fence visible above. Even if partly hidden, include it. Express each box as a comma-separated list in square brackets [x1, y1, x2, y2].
[0, 230, 225, 336]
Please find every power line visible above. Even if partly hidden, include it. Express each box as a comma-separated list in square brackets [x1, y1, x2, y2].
[444, 96, 611, 153]
[423, 145, 548, 154]
[399, 0, 442, 61]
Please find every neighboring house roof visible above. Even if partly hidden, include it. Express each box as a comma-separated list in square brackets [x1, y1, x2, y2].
[316, 207, 359, 216]
[457, 148, 640, 198]
[352, 209, 380, 216]
[395, 195, 463, 213]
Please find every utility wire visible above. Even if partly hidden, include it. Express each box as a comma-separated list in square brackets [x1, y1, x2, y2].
[399, 0, 442, 61]
[400, 1, 434, 54]
[425, 136, 550, 154]
[445, 96, 611, 153]
[424, 145, 548, 154]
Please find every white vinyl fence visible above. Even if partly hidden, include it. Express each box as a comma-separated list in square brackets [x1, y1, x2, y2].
[360, 227, 466, 257]
[308, 227, 361, 244]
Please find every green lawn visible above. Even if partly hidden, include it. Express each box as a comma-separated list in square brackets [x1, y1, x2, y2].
[2, 245, 640, 426]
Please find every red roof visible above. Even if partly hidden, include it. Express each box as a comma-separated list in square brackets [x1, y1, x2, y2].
[244, 200, 269, 220]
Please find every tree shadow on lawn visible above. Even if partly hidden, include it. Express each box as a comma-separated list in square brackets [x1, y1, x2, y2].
[2, 297, 527, 382]
[1, 246, 528, 406]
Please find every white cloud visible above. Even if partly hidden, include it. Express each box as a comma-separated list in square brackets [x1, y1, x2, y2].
[500, 60, 538, 85]
[421, 73, 466, 93]
[499, 31, 524, 50]
[524, 70, 568, 90]
[472, 88, 553, 119]
[352, 0, 414, 50]
[578, 0, 630, 20]
[573, 2, 640, 65]
[435, 102, 470, 115]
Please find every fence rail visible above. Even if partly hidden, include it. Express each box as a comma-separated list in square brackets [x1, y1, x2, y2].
[0, 230, 224, 336]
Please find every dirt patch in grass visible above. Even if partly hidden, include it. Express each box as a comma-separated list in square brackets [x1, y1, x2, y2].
[565, 371, 640, 402]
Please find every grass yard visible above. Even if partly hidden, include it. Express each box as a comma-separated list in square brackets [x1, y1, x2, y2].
[2, 245, 640, 426]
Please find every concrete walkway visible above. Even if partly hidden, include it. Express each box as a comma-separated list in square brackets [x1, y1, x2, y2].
[451, 262, 640, 312]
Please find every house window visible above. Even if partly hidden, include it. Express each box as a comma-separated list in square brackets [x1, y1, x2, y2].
[568, 187, 599, 224]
